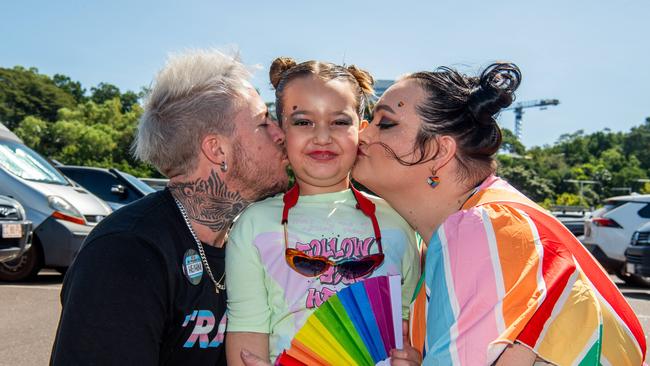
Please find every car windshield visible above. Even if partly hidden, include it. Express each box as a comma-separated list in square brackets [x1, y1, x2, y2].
[0, 140, 69, 185]
[115, 170, 156, 195]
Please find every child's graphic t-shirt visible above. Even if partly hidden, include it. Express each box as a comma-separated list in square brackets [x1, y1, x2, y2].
[226, 189, 420, 361]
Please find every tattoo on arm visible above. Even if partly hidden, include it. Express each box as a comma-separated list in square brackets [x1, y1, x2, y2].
[168, 169, 251, 232]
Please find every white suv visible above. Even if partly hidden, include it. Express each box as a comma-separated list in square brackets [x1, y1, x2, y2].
[582, 194, 650, 283]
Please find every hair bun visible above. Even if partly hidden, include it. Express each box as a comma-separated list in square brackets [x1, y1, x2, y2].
[468, 62, 521, 126]
[346, 65, 375, 95]
[269, 57, 297, 88]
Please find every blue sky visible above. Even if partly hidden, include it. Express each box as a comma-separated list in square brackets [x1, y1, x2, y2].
[2, 0, 648, 147]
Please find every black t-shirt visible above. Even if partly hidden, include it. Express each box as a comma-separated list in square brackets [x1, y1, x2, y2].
[51, 189, 227, 366]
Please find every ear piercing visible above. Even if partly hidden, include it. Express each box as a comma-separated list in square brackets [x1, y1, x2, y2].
[221, 161, 228, 172]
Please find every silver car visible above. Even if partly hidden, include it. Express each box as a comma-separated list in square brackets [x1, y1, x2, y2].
[0, 123, 112, 281]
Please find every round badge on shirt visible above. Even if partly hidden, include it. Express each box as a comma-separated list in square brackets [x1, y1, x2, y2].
[182, 249, 203, 285]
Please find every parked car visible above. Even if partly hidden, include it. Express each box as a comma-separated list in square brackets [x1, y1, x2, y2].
[0, 123, 112, 281]
[140, 177, 169, 191]
[551, 206, 589, 237]
[624, 221, 650, 287]
[57, 166, 156, 211]
[0, 195, 32, 264]
[582, 194, 650, 283]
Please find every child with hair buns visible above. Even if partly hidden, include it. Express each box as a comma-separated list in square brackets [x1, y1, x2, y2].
[225, 58, 420, 365]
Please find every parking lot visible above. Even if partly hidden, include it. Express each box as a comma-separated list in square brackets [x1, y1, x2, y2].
[0, 270, 649, 364]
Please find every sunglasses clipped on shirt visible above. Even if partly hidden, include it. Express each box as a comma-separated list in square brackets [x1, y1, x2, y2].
[281, 184, 385, 279]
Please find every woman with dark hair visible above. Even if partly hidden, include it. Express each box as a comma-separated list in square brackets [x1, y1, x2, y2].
[352, 63, 646, 365]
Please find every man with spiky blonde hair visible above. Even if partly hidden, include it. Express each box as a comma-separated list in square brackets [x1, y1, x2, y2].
[51, 49, 289, 366]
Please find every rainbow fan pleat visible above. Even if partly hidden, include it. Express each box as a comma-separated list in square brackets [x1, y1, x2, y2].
[279, 275, 403, 366]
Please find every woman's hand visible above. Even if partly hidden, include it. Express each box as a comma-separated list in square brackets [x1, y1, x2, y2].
[494, 343, 536, 365]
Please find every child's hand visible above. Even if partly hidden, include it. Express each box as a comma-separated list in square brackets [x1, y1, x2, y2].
[390, 347, 421, 366]
[390, 320, 422, 365]
[240, 349, 272, 366]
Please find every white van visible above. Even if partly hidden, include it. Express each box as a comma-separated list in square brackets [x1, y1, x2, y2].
[0, 123, 112, 281]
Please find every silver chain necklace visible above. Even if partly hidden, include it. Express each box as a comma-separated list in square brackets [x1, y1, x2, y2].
[174, 198, 225, 294]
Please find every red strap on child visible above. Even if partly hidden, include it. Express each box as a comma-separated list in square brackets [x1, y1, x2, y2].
[281, 184, 382, 252]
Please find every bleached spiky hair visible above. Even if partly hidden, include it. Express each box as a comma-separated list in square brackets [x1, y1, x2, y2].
[134, 49, 252, 177]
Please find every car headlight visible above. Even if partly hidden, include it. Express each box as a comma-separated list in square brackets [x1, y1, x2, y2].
[48, 196, 86, 225]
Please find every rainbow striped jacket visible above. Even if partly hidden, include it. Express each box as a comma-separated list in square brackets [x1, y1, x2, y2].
[410, 176, 646, 365]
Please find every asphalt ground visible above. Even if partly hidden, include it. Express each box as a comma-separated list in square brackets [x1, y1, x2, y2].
[1, 270, 649, 365]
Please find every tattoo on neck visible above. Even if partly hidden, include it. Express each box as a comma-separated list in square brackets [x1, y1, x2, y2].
[169, 169, 251, 232]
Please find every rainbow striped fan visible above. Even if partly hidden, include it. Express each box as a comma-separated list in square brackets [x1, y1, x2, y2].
[277, 275, 403, 366]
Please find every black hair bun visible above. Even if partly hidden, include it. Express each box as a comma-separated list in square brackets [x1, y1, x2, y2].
[468, 62, 521, 126]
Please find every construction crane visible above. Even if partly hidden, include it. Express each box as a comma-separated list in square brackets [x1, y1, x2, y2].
[504, 99, 560, 140]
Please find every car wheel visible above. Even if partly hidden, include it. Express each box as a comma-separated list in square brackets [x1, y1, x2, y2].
[616, 269, 650, 288]
[0, 244, 43, 282]
[624, 273, 650, 288]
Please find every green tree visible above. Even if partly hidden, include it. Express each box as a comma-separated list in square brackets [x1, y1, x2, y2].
[551, 192, 583, 207]
[120, 90, 140, 112]
[623, 117, 650, 170]
[2, 67, 155, 176]
[500, 128, 526, 155]
[90, 82, 121, 104]
[641, 182, 650, 194]
[0, 66, 76, 128]
[53, 74, 86, 103]
[90, 82, 140, 112]
[15, 98, 156, 177]
[554, 130, 590, 165]
[497, 164, 554, 202]
[13, 116, 49, 148]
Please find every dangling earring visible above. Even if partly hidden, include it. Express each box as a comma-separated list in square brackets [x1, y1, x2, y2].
[220, 161, 228, 172]
[426, 174, 440, 188]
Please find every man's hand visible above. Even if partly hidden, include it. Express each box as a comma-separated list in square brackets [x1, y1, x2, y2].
[240, 349, 272, 366]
